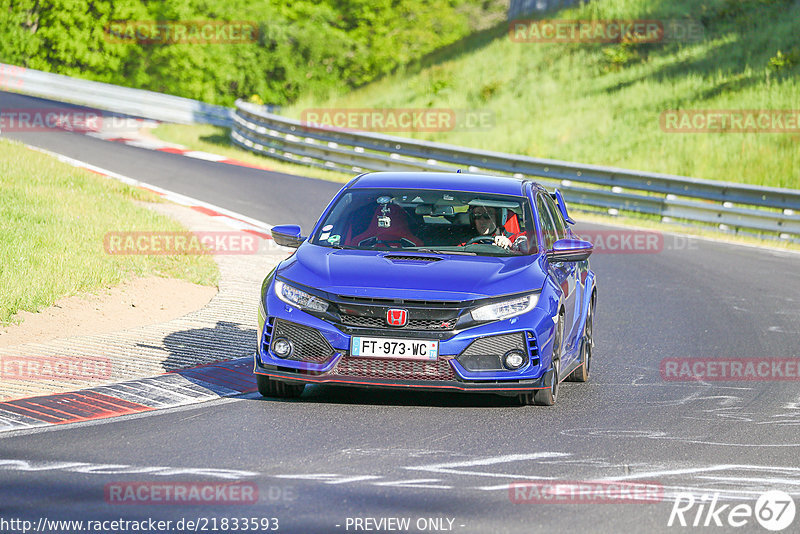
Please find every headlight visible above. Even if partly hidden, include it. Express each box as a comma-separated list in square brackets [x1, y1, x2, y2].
[471, 293, 538, 322]
[274, 280, 329, 313]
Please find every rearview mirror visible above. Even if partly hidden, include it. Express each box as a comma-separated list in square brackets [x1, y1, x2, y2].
[271, 224, 305, 248]
[432, 205, 455, 216]
[548, 238, 593, 262]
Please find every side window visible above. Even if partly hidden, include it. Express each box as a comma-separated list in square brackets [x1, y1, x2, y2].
[536, 196, 557, 250]
[543, 194, 567, 240]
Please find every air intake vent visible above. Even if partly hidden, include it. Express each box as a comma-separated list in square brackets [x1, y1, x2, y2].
[457, 332, 526, 371]
[333, 355, 455, 381]
[261, 317, 276, 354]
[267, 319, 334, 363]
[526, 330, 540, 367]
[384, 255, 442, 263]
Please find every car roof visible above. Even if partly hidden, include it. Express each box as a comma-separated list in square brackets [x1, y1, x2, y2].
[349, 171, 537, 196]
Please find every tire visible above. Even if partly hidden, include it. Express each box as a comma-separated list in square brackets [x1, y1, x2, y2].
[567, 297, 594, 383]
[256, 374, 305, 398]
[532, 357, 559, 406]
[522, 311, 563, 406]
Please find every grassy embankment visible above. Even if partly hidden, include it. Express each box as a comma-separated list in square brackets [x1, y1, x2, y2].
[283, 0, 799, 188]
[150, 0, 799, 248]
[0, 139, 218, 325]
[156, 0, 799, 189]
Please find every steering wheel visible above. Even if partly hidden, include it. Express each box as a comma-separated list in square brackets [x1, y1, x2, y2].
[464, 236, 495, 246]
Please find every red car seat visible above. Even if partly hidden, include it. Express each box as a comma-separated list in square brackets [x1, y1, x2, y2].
[347, 204, 423, 247]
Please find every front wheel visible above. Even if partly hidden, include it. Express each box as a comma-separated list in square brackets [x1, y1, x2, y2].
[567, 298, 594, 383]
[520, 311, 563, 406]
[532, 358, 560, 406]
[256, 374, 305, 398]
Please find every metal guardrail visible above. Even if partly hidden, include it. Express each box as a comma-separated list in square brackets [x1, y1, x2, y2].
[2, 63, 796, 238]
[232, 100, 800, 238]
[0, 63, 233, 127]
[508, 0, 583, 19]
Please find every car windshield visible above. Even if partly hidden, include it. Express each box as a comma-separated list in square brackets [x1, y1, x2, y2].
[312, 188, 537, 256]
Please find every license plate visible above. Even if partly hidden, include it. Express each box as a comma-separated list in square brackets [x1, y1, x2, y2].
[350, 337, 438, 360]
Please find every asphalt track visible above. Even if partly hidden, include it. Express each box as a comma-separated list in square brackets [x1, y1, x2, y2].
[2, 91, 800, 534]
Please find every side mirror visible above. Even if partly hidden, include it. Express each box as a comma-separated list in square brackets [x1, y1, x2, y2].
[271, 224, 305, 248]
[548, 238, 593, 262]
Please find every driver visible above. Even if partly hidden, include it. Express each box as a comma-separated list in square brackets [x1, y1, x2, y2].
[468, 205, 528, 251]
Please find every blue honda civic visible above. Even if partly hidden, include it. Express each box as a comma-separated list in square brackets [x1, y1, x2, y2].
[255, 171, 596, 405]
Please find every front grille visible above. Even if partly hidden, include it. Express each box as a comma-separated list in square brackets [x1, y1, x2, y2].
[339, 314, 457, 331]
[457, 332, 526, 371]
[332, 294, 467, 336]
[267, 319, 334, 363]
[330, 355, 456, 381]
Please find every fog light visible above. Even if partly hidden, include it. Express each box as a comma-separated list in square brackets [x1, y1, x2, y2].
[503, 350, 526, 370]
[272, 337, 293, 358]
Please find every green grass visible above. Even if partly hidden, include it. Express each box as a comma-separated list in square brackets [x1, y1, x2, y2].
[153, 0, 800, 189]
[147, 0, 800, 248]
[152, 123, 354, 183]
[278, 0, 799, 189]
[0, 139, 219, 325]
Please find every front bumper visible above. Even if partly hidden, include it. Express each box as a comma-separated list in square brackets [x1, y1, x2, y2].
[253, 354, 550, 395]
[254, 307, 556, 395]
[255, 270, 563, 395]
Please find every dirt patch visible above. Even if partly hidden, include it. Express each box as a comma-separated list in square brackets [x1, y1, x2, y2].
[0, 277, 217, 348]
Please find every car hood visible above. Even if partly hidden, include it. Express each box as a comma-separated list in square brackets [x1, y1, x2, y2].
[277, 245, 546, 301]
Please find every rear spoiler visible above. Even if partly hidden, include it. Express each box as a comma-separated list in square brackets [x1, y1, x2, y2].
[551, 189, 575, 225]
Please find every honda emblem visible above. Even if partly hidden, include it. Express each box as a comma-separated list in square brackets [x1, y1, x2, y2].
[386, 308, 408, 327]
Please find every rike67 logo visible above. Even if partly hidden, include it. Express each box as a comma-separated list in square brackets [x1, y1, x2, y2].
[668, 491, 796, 531]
